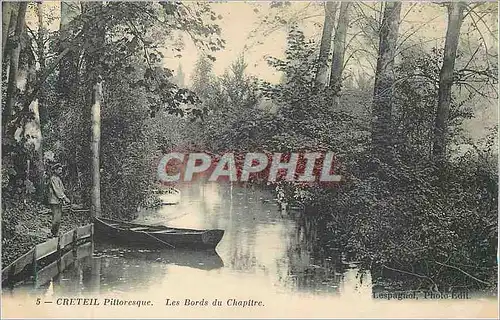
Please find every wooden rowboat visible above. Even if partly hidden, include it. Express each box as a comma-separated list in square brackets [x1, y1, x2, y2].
[93, 217, 224, 250]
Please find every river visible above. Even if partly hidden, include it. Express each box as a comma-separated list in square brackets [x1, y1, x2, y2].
[2, 182, 497, 318]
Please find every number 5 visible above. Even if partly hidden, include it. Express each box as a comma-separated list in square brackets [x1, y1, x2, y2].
[36, 298, 41, 305]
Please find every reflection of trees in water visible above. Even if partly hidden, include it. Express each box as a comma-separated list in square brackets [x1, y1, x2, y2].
[36, 243, 225, 296]
[200, 183, 224, 228]
[50, 255, 153, 295]
[96, 251, 161, 293]
[296, 212, 317, 251]
[7, 244, 102, 296]
[216, 183, 265, 273]
[54, 245, 225, 295]
[226, 245, 258, 272]
[93, 245, 224, 293]
[54, 256, 101, 295]
[279, 211, 344, 294]
[222, 207, 260, 272]
[5, 277, 51, 298]
[215, 183, 344, 294]
[139, 182, 348, 295]
[96, 245, 224, 270]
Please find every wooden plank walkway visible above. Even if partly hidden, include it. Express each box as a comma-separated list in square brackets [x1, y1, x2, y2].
[1, 223, 93, 285]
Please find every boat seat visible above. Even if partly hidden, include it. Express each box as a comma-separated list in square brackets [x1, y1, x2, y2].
[129, 227, 150, 231]
[150, 230, 178, 234]
[151, 231, 201, 235]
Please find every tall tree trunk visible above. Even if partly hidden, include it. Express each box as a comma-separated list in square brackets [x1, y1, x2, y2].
[1, 3, 12, 54]
[82, 2, 104, 217]
[432, 2, 466, 162]
[371, 2, 402, 161]
[3, 2, 27, 134]
[329, 1, 350, 103]
[59, 1, 81, 98]
[35, 2, 47, 200]
[315, 2, 337, 86]
[2, 3, 18, 93]
[21, 52, 43, 196]
[2, 2, 16, 56]
[91, 79, 102, 218]
[37, 2, 47, 127]
[59, 1, 82, 200]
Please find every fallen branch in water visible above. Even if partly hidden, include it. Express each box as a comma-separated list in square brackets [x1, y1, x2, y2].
[433, 261, 491, 286]
[382, 264, 439, 291]
[382, 264, 430, 279]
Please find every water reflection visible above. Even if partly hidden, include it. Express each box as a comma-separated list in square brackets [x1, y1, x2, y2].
[3, 182, 497, 319]
[5, 243, 99, 297]
[134, 182, 345, 294]
[96, 244, 224, 271]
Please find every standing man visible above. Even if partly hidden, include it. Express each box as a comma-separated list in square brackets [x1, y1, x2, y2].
[48, 163, 70, 237]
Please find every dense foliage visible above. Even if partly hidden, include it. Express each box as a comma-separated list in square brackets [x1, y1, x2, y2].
[2, 2, 497, 292]
[180, 26, 498, 291]
[2, 2, 223, 219]
[1, 2, 224, 262]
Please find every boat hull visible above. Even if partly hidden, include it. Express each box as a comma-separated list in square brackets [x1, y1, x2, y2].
[93, 218, 224, 250]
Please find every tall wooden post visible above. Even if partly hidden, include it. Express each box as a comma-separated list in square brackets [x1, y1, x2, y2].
[90, 78, 102, 218]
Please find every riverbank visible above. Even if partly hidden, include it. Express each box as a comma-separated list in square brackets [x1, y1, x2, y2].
[3, 182, 498, 319]
[1, 199, 91, 267]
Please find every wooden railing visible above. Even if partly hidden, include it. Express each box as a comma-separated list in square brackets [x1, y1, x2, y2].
[34, 242, 94, 288]
[1, 223, 93, 285]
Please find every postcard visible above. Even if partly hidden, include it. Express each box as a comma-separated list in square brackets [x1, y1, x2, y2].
[1, 1, 498, 318]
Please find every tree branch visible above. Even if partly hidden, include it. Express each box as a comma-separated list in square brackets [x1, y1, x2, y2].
[434, 261, 491, 286]
[7, 29, 84, 133]
[382, 264, 438, 290]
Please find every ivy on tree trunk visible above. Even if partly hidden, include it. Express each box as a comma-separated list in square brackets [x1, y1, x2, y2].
[329, 1, 350, 101]
[432, 2, 466, 163]
[315, 2, 337, 87]
[371, 2, 402, 163]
